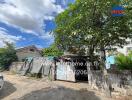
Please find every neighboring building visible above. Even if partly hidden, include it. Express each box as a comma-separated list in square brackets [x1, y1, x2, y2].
[117, 39, 132, 55]
[105, 39, 132, 56]
[105, 39, 132, 69]
[16, 45, 42, 61]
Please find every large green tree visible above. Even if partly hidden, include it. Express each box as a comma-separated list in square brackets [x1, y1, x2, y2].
[0, 42, 18, 70]
[54, 0, 132, 69]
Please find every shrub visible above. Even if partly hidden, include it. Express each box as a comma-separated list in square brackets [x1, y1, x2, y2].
[115, 52, 132, 70]
[0, 43, 18, 70]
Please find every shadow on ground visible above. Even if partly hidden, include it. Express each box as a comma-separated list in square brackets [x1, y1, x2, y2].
[0, 81, 16, 99]
[18, 86, 101, 100]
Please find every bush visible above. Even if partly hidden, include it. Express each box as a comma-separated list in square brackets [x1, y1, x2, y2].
[0, 43, 18, 70]
[42, 44, 63, 57]
[115, 52, 132, 70]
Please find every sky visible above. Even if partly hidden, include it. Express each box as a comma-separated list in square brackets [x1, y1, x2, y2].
[0, 0, 74, 48]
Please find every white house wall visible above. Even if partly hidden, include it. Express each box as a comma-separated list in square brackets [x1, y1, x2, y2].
[117, 39, 132, 55]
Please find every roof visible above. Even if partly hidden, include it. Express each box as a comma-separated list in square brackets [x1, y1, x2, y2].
[62, 52, 90, 58]
[57, 55, 91, 61]
[16, 45, 41, 53]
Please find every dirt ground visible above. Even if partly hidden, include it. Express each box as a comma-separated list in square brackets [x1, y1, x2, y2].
[0, 72, 131, 100]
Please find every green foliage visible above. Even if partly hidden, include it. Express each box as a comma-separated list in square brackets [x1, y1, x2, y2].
[128, 50, 132, 56]
[54, 0, 132, 52]
[115, 53, 132, 70]
[42, 44, 63, 57]
[54, 0, 132, 68]
[0, 42, 18, 70]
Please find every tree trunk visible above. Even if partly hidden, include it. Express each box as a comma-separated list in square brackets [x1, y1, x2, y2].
[88, 45, 95, 70]
[100, 46, 112, 97]
[100, 46, 106, 70]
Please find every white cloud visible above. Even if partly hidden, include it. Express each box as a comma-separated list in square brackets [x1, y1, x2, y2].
[0, 0, 64, 37]
[40, 32, 53, 39]
[0, 27, 24, 47]
[40, 32, 54, 45]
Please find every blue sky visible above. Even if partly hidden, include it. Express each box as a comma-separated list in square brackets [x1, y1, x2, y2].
[0, 0, 74, 48]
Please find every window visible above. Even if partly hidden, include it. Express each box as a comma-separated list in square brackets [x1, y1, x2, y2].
[30, 49, 35, 52]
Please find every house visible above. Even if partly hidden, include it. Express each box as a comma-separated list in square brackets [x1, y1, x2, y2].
[105, 39, 132, 69]
[16, 45, 42, 61]
[117, 39, 132, 55]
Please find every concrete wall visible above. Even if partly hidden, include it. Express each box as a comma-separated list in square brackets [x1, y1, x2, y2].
[17, 51, 41, 61]
[88, 70, 132, 96]
[10, 62, 24, 73]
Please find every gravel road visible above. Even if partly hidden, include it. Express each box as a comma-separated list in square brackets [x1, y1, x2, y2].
[0, 72, 131, 100]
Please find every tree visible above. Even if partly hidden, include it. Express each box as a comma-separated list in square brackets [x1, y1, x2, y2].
[0, 42, 18, 70]
[42, 44, 63, 57]
[54, 0, 132, 69]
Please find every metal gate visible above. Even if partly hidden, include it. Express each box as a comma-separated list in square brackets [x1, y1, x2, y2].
[56, 62, 75, 82]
